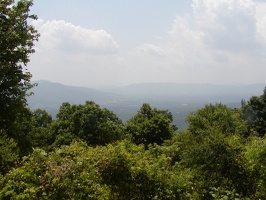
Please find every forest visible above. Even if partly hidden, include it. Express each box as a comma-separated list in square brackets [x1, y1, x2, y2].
[1, 1, 266, 199]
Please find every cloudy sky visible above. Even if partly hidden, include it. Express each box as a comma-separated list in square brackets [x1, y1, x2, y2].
[28, 0, 266, 87]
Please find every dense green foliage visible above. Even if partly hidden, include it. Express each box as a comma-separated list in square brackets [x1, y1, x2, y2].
[57, 101, 125, 145]
[53, 101, 125, 147]
[126, 103, 176, 147]
[0, 130, 19, 173]
[187, 103, 247, 136]
[242, 87, 266, 137]
[0, 141, 178, 199]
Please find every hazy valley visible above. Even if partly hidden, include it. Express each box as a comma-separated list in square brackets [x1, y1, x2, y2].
[27, 80, 265, 130]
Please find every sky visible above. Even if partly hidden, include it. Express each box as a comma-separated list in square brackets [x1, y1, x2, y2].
[27, 0, 266, 87]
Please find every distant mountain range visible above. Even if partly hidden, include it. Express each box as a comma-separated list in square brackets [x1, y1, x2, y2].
[27, 80, 122, 118]
[27, 80, 266, 129]
[103, 82, 265, 99]
[28, 80, 120, 106]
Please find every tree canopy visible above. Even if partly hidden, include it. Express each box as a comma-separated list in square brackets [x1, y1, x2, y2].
[126, 103, 177, 147]
[0, 0, 39, 156]
[0, 0, 39, 129]
[187, 103, 247, 137]
[52, 101, 125, 147]
[242, 87, 266, 137]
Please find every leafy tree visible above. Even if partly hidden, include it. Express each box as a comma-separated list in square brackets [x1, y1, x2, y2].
[126, 103, 177, 147]
[245, 136, 266, 198]
[0, 0, 39, 128]
[164, 124, 255, 199]
[12, 107, 34, 155]
[182, 104, 253, 197]
[182, 131, 250, 197]
[32, 108, 52, 128]
[52, 101, 125, 146]
[0, 0, 39, 154]
[30, 109, 54, 148]
[187, 103, 247, 137]
[242, 87, 266, 137]
[0, 130, 19, 173]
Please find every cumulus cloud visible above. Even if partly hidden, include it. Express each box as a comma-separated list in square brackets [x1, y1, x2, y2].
[135, 44, 166, 57]
[32, 19, 119, 55]
[160, 0, 266, 84]
[169, 0, 266, 55]
[255, 2, 266, 43]
[193, 0, 259, 52]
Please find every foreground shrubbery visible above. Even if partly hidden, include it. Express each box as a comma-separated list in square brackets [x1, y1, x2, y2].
[0, 140, 180, 199]
[1, 132, 266, 199]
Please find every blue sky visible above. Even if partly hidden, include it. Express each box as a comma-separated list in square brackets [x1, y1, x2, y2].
[28, 0, 266, 87]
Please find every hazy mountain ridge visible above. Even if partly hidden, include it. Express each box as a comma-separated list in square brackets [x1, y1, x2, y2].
[28, 80, 121, 118]
[29, 80, 120, 104]
[27, 80, 265, 130]
[103, 82, 265, 97]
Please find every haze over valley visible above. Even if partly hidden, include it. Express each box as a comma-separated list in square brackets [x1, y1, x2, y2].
[28, 80, 265, 130]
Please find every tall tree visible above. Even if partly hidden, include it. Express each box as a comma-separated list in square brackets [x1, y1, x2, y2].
[242, 87, 266, 137]
[51, 101, 125, 147]
[126, 103, 177, 147]
[187, 103, 247, 137]
[0, 0, 39, 131]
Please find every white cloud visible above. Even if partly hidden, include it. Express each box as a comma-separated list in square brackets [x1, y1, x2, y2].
[255, 2, 266, 43]
[29, 19, 123, 86]
[160, 0, 266, 83]
[135, 44, 166, 57]
[166, 0, 266, 56]
[191, 0, 260, 52]
[32, 19, 119, 55]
